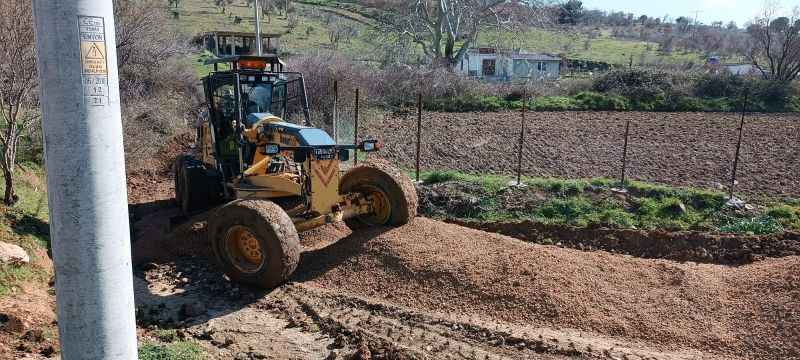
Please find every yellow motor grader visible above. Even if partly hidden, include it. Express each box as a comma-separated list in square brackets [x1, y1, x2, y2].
[174, 55, 416, 288]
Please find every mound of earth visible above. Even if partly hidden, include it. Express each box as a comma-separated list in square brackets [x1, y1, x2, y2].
[296, 218, 800, 358]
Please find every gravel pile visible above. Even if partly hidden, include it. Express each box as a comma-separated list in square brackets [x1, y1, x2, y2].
[297, 218, 800, 358]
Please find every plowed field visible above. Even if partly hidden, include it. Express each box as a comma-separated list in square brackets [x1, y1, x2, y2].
[363, 111, 800, 199]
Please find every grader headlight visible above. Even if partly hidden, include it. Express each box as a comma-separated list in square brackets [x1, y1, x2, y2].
[262, 143, 280, 155]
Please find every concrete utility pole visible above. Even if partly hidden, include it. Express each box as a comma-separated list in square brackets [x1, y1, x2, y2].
[32, 0, 138, 359]
[254, 0, 263, 55]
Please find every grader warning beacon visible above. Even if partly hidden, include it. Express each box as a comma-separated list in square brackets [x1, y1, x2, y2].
[175, 55, 416, 288]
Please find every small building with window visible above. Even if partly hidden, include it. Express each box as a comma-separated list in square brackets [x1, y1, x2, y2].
[455, 48, 561, 81]
[196, 31, 282, 57]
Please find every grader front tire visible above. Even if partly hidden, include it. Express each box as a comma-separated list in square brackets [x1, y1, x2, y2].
[340, 160, 418, 230]
[209, 200, 301, 288]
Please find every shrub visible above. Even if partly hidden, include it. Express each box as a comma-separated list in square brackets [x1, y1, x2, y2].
[766, 205, 799, 220]
[530, 96, 581, 111]
[592, 69, 673, 103]
[694, 73, 745, 98]
[666, 95, 706, 111]
[693, 74, 797, 112]
[574, 92, 629, 110]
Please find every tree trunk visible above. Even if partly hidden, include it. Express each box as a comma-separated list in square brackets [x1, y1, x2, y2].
[1, 128, 19, 205]
[2, 168, 14, 206]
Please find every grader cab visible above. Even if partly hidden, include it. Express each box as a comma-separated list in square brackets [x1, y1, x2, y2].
[175, 55, 416, 288]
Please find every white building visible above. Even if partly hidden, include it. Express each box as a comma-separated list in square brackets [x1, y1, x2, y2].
[455, 48, 561, 81]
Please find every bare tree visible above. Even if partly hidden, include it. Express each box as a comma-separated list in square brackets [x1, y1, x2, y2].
[384, 0, 509, 69]
[115, 0, 191, 87]
[0, 0, 39, 205]
[746, 3, 800, 82]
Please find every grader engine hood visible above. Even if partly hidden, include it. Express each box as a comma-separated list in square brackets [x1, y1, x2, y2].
[243, 117, 342, 214]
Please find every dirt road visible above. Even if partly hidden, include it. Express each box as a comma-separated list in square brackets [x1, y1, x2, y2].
[363, 111, 800, 199]
[132, 203, 799, 359]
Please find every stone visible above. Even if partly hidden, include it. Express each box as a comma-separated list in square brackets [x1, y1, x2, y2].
[2, 314, 29, 333]
[0, 242, 29, 264]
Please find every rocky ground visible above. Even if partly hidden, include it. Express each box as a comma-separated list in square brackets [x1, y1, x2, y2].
[362, 111, 800, 200]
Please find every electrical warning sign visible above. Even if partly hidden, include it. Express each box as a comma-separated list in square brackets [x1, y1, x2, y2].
[78, 16, 109, 106]
[81, 42, 107, 75]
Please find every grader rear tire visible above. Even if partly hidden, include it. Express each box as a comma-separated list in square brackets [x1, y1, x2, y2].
[209, 200, 301, 288]
[174, 155, 222, 215]
[340, 159, 418, 230]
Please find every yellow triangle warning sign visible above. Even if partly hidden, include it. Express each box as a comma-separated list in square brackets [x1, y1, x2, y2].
[80, 41, 108, 75]
[85, 43, 105, 60]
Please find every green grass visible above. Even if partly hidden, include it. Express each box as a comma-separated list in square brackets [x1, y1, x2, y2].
[480, 27, 701, 66]
[139, 341, 205, 360]
[0, 162, 51, 297]
[417, 170, 797, 234]
[718, 216, 785, 235]
[419, 170, 510, 192]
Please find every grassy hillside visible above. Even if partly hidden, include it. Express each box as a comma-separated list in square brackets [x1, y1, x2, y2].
[480, 28, 700, 66]
[171, 0, 702, 67]
[0, 163, 50, 297]
[173, 0, 377, 60]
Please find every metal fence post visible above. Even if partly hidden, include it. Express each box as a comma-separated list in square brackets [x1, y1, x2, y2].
[332, 79, 338, 143]
[730, 90, 749, 199]
[620, 120, 631, 187]
[353, 87, 359, 166]
[515, 93, 527, 185]
[32, 0, 138, 358]
[416, 93, 422, 182]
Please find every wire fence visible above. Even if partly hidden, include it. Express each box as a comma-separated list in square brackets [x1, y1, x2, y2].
[326, 85, 800, 200]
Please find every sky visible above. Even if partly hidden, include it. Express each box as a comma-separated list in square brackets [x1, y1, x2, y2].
[580, 0, 798, 27]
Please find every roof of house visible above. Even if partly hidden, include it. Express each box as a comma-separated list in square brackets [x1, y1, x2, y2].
[197, 31, 283, 39]
[466, 48, 560, 61]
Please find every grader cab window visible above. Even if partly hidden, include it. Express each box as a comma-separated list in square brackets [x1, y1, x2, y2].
[210, 82, 236, 139]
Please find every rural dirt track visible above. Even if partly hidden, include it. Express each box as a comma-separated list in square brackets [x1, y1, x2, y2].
[132, 199, 799, 359]
[362, 111, 800, 199]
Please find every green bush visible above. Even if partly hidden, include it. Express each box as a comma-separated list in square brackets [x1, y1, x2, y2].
[592, 69, 673, 104]
[530, 96, 581, 111]
[694, 73, 745, 98]
[693, 74, 797, 112]
[574, 92, 629, 110]
[666, 96, 705, 111]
